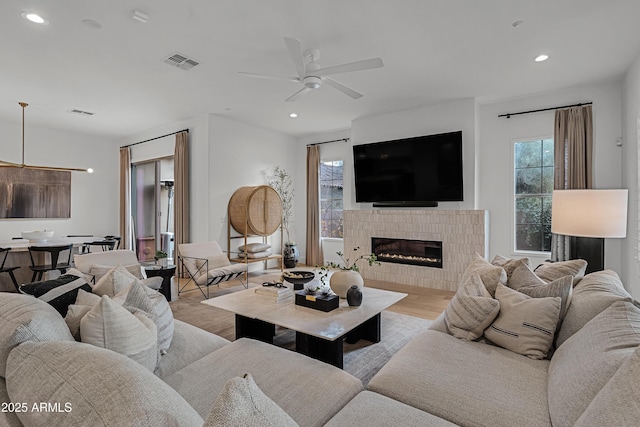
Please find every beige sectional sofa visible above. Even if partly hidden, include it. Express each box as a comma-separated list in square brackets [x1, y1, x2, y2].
[1, 252, 639, 426]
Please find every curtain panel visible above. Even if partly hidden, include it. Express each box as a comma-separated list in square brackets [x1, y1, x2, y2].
[174, 131, 190, 277]
[550, 105, 593, 261]
[119, 147, 131, 250]
[306, 145, 323, 266]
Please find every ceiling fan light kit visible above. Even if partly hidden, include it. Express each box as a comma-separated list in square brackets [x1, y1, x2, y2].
[239, 36, 383, 102]
[0, 102, 94, 173]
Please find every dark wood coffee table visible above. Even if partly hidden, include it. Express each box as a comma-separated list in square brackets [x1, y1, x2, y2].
[202, 286, 406, 368]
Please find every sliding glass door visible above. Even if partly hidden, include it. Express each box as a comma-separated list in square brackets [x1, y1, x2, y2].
[131, 157, 175, 263]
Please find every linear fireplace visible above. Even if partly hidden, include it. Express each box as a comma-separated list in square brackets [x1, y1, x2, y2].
[372, 237, 443, 268]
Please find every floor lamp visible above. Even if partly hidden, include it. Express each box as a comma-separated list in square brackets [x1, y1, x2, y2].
[551, 189, 628, 274]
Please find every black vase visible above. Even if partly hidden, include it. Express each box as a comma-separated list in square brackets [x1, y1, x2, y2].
[284, 243, 299, 268]
[347, 285, 363, 307]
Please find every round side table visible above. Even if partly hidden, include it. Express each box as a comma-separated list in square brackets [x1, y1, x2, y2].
[144, 265, 176, 301]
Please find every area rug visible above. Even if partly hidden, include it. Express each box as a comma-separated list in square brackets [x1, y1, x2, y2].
[171, 291, 431, 386]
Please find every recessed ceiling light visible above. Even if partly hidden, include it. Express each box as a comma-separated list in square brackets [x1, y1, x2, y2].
[21, 11, 49, 25]
[534, 54, 549, 62]
[289, 113, 298, 118]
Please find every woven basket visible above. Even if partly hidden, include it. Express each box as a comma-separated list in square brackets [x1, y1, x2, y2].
[228, 185, 282, 236]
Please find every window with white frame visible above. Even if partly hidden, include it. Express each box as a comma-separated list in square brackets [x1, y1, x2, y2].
[320, 160, 344, 238]
[514, 138, 554, 253]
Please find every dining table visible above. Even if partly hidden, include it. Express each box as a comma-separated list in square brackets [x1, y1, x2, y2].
[0, 236, 92, 291]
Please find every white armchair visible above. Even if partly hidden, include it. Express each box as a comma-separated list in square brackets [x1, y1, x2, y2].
[73, 249, 163, 290]
[178, 241, 247, 298]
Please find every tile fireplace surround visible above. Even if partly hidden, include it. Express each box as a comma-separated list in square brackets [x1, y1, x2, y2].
[344, 209, 488, 292]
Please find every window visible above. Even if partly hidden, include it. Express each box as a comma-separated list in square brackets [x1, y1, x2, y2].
[514, 138, 554, 252]
[320, 160, 344, 238]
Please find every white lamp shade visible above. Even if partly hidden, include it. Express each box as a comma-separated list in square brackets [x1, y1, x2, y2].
[551, 189, 628, 238]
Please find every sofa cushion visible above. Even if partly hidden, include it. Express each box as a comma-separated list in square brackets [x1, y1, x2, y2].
[0, 378, 23, 427]
[80, 295, 158, 371]
[574, 345, 640, 426]
[118, 281, 174, 353]
[92, 265, 140, 297]
[556, 270, 635, 347]
[204, 373, 298, 426]
[508, 262, 573, 320]
[165, 338, 362, 427]
[18, 269, 92, 316]
[73, 249, 141, 275]
[442, 272, 499, 340]
[154, 319, 231, 380]
[534, 259, 587, 284]
[368, 329, 551, 427]
[484, 284, 560, 359]
[5, 341, 203, 426]
[91, 263, 143, 281]
[491, 255, 531, 281]
[325, 391, 457, 427]
[0, 293, 74, 378]
[548, 301, 640, 427]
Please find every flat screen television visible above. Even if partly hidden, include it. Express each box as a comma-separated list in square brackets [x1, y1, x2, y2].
[353, 131, 463, 206]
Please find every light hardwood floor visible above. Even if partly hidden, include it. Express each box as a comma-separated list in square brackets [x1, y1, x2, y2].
[171, 267, 454, 323]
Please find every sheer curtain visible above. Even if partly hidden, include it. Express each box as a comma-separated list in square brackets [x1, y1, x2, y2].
[306, 145, 323, 266]
[550, 105, 593, 261]
[174, 131, 190, 277]
[119, 147, 131, 250]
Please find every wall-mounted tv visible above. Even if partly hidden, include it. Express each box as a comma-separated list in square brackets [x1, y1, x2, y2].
[353, 131, 463, 207]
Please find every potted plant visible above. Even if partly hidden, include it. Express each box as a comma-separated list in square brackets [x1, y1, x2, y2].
[154, 250, 168, 268]
[317, 247, 380, 298]
[269, 166, 298, 268]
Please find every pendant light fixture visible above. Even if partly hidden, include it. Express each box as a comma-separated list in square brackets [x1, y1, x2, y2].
[0, 102, 94, 173]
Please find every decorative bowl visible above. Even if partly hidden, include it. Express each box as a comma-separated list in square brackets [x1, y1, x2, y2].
[282, 271, 315, 286]
[21, 230, 55, 242]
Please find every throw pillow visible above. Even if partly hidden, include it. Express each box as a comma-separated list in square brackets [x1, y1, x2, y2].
[5, 341, 203, 426]
[75, 288, 101, 307]
[237, 250, 273, 259]
[204, 373, 298, 427]
[555, 270, 635, 347]
[548, 301, 640, 427]
[80, 295, 158, 371]
[484, 284, 561, 359]
[443, 272, 500, 341]
[90, 263, 143, 282]
[92, 265, 141, 297]
[19, 272, 92, 317]
[491, 255, 531, 281]
[238, 243, 271, 253]
[0, 293, 75, 378]
[508, 262, 573, 319]
[459, 253, 507, 297]
[117, 281, 174, 354]
[64, 304, 93, 340]
[534, 259, 588, 284]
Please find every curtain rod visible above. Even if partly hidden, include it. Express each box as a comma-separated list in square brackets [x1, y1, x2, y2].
[307, 137, 350, 147]
[120, 129, 189, 148]
[498, 102, 592, 119]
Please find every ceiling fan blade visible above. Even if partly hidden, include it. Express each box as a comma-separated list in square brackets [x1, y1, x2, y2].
[314, 57, 384, 76]
[285, 87, 312, 102]
[284, 37, 306, 80]
[323, 77, 363, 99]
[238, 72, 299, 82]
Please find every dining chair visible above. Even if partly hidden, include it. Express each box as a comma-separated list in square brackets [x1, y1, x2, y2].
[28, 244, 73, 282]
[103, 235, 121, 250]
[0, 248, 20, 291]
[81, 240, 116, 254]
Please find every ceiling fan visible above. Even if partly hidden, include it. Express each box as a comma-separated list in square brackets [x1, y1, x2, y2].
[238, 37, 384, 102]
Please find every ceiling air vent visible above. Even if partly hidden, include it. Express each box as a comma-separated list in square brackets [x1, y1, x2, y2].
[163, 53, 200, 70]
[67, 109, 95, 116]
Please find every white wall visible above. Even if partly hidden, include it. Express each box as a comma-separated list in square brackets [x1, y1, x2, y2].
[622, 52, 640, 297]
[478, 80, 624, 270]
[0, 119, 118, 239]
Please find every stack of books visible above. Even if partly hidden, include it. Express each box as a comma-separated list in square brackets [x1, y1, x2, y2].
[254, 285, 293, 303]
